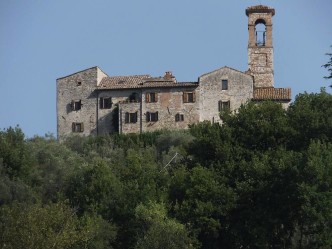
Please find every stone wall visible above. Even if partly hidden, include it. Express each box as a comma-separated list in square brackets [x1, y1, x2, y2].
[198, 67, 253, 123]
[57, 67, 101, 140]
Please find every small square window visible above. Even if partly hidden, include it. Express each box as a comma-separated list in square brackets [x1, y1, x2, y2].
[218, 100, 230, 112]
[125, 112, 138, 123]
[175, 113, 184, 122]
[146, 92, 158, 103]
[100, 97, 112, 109]
[71, 100, 81, 111]
[72, 122, 84, 132]
[146, 111, 158, 122]
[76, 81, 82, 86]
[222, 80, 228, 90]
[183, 92, 195, 103]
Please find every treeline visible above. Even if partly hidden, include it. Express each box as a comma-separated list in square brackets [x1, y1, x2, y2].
[1, 89, 332, 249]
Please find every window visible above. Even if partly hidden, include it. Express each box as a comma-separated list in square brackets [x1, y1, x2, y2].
[146, 92, 158, 103]
[76, 81, 82, 86]
[146, 111, 158, 122]
[183, 92, 195, 103]
[72, 122, 84, 132]
[218, 100, 230, 112]
[125, 112, 138, 123]
[129, 92, 140, 102]
[71, 100, 81, 111]
[100, 97, 112, 109]
[175, 113, 184, 122]
[222, 80, 228, 90]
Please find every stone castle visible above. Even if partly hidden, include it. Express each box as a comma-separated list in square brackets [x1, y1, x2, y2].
[57, 5, 291, 140]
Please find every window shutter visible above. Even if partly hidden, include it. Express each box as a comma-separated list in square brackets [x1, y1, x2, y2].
[146, 112, 150, 122]
[218, 101, 222, 112]
[134, 112, 138, 123]
[71, 100, 75, 111]
[156, 111, 158, 121]
[155, 93, 158, 102]
[125, 112, 129, 123]
[146, 93, 150, 103]
[99, 98, 103, 109]
[80, 123, 84, 132]
[183, 92, 187, 103]
[193, 92, 196, 102]
[72, 122, 75, 132]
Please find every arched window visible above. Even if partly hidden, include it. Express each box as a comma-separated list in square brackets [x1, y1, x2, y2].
[255, 19, 266, 46]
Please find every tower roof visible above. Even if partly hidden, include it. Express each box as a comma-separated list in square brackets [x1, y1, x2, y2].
[246, 5, 275, 16]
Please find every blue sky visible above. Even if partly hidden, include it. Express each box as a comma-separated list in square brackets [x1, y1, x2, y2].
[1, 0, 331, 138]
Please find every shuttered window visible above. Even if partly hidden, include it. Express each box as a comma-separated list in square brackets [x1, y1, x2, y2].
[183, 92, 196, 103]
[71, 100, 81, 111]
[146, 111, 158, 122]
[72, 122, 84, 132]
[218, 100, 230, 111]
[175, 113, 184, 122]
[125, 112, 138, 123]
[146, 92, 158, 103]
[100, 97, 112, 109]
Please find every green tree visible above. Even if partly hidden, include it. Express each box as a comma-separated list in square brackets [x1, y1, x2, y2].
[135, 201, 193, 249]
[288, 90, 332, 150]
[0, 126, 32, 178]
[323, 46, 332, 87]
[0, 202, 104, 249]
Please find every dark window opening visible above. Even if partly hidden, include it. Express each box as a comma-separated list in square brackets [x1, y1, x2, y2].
[146, 111, 158, 122]
[125, 112, 138, 123]
[129, 92, 140, 102]
[222, 80, 228, 90]
[146, 92, 158, 103]
[183, 92, 195, 103]
[72, 122, 84, 132]
[218, 101, 230, 112]
[71, 100, 81, 111]
[76, 81, 82, 86]
[100, 97, 112, 109]
[175, 113, 184, 122]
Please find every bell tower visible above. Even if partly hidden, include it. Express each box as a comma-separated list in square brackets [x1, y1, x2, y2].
[246, 5, 275, 88]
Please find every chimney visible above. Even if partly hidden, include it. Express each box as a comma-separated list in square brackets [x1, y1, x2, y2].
[164, 71, 173, 79]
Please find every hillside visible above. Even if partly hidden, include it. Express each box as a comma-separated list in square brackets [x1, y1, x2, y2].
[1, 90, 332, 249]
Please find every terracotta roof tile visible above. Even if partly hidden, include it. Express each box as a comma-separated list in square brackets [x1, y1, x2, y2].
[98, 75, 198, 90]
[253, 87, 291, 101]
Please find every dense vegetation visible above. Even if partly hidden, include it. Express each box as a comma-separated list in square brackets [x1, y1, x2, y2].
[1, 89, 332, 249]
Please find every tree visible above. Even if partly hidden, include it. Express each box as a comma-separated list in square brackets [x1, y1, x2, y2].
[0, 126, 32, 179]
[134, 201, 193, 249]
[322, 46, 332, 87]
[0, 202, 107, 249]
[288, 89, 332, 150]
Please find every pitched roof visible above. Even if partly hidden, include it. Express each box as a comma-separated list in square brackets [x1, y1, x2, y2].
[97, 75, 198, 89]
[199, 66, 252, 79]
[253, 87, 291, 101]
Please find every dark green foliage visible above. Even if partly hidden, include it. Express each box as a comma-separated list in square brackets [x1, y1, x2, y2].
[323, 46, 332, 86]
[0, 126, 32, 178]
[288, 89, 332, 150]
[1, 90, 332, 248]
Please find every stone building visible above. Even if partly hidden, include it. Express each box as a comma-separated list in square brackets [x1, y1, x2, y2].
[56, 5, 291, 140]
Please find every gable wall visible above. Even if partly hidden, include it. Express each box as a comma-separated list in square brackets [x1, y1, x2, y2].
[56, 67, 99, 140]
[198, 68, 254, 123]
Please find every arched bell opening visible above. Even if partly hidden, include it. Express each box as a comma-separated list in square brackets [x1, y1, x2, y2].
[255, 19, 266, 46]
